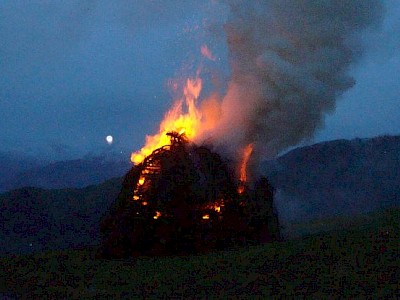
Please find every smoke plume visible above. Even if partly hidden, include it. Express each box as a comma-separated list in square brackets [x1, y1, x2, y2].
[210, 0, 384, 165]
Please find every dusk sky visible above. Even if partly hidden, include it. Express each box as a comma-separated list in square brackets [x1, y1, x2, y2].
[1, 0, 399, 161]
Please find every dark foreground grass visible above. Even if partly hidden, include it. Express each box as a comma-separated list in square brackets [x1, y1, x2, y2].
[1, 209, 398, 299]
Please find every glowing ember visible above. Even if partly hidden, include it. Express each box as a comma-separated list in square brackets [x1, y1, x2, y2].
[153, 211, 161, 219]
[131, 78, 203, 165]
[138, 177, 145, 185]
[142, 201, 148, 206]
[204, 200, 224, 213]
[202, 214, 210, 220]
[237, 186, 245, 194]
[133, 195, 139, 201]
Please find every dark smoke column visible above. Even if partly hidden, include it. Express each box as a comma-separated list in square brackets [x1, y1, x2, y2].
[213, 0, 384, 161]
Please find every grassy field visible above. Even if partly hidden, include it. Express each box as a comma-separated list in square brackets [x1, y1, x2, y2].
[1, 208, 398, 299]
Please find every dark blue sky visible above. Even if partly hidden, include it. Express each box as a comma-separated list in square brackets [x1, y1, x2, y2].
[1, 1, 399, 160]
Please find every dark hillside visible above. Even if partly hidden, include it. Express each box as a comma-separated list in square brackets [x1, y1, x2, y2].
[0, 151, 43, 193]
[2, 156, 130, 191]
[0, 177, 122, 256]
[263, 135, 400, 223]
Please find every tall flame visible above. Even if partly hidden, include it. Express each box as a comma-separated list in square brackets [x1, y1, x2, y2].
[131, 78, 203, 165]
[130, 69, 255, 187]
[239, 144, 253, 182]
[238, 144, 253, 193]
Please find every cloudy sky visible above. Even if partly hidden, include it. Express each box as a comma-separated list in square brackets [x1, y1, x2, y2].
[1, 0, 399, 160]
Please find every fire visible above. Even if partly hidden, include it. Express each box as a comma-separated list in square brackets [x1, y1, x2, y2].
[207, 200, 224, 213]
[201, 200, 224, 220]
[240, 144, 254, 182]
[237, 186, 245, 194]
[238, 144, 253, 194]
[153, 211, 161, 219]
[130, 63, 253, 188]
[131, 78, 203, 165]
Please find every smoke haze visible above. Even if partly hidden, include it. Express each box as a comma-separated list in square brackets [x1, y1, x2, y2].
[210, 0, 384, 166]
[1, 0, 397, 162]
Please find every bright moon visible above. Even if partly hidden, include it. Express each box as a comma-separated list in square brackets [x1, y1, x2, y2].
[106, 135, 113, 145]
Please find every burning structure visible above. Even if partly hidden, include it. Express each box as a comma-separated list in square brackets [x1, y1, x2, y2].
[97, 0, 383, 258]
[98, 131, 280, 258]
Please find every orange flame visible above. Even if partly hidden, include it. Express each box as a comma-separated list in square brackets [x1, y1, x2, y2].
[237, 186, 245, 194]
[131, 78, 203, 165]
[138, 177, 145, 185]
[202, 214, 210, 220]
[240, 144, 253, 182]
[130, 69, 253, 188]
[153, 211, 161, 219]
[206, 200, 224, 213]
[238, 144, 253, 194]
